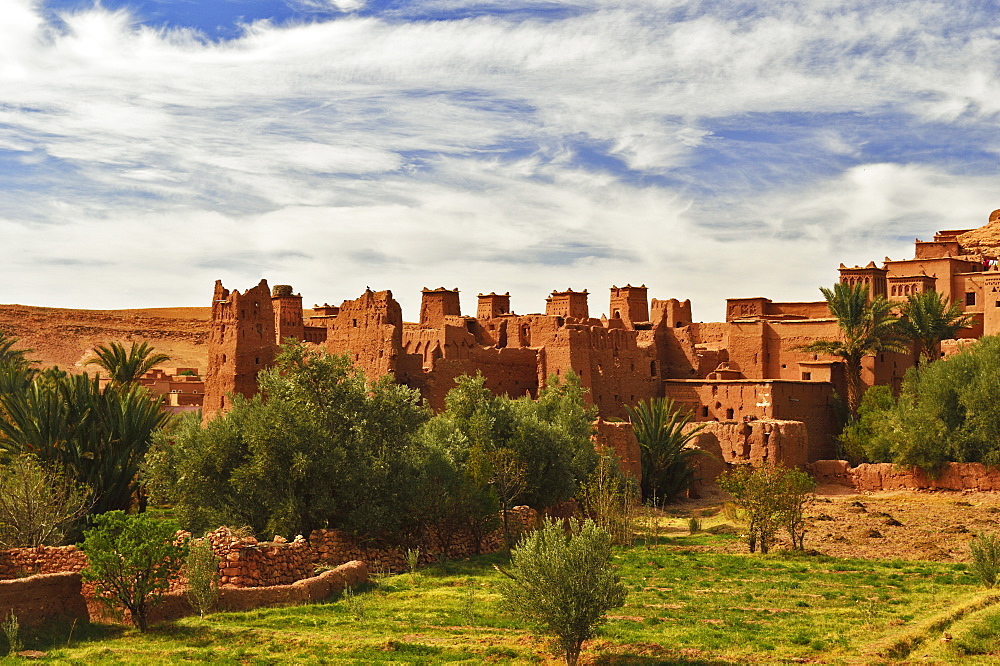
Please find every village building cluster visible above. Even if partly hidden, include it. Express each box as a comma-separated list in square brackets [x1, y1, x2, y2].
[199, 210, 1000, 465]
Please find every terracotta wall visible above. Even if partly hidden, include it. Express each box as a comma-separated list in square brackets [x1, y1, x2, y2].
[204, 527, 314, 588]
[593, 418, 641, 482]
[685, 419, 810, 484]
[0, 572, 89, 628]
[808, 461, 1000, 492]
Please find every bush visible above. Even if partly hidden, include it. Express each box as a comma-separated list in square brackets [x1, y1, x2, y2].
[184, 538, 220, 617]
[0, 455, 89, 548]
[80, 511, 187, 632]
[577, 448, 638, 546]
[717, 464, 816, 553]
[970, 532, 1000, 588]
[495, 519, 627, 666]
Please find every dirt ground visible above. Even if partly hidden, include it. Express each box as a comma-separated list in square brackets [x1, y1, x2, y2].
[671, 486, 1000, 562]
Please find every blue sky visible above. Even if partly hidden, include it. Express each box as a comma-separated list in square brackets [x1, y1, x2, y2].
[2, 0, 999, 321]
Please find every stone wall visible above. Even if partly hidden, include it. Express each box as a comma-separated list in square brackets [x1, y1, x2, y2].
[0, 572, 89, 628]
[807, 461, 1000, 492]
[310, 506, 539, 572]
[204, 527, 314, 587]
[0, 545, 86, 581]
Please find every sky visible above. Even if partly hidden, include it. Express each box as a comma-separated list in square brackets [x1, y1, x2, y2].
[1, 0, 999, 322]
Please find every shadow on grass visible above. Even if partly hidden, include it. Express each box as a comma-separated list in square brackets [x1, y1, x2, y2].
[594, 655, 740, 665]
[19, 618, 126, 652]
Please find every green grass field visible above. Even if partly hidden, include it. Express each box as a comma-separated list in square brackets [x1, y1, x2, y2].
[8, 529, 1000, 664]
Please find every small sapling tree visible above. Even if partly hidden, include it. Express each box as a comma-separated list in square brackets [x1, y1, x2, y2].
[970, 532, 1000, 588]
[495, 519, 627, 666]
[184, 538, 220, 617]
[718, 464, 816, 553]
[80, 511, 187, 632]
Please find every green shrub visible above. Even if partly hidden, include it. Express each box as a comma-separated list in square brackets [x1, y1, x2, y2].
[495, 519, 627, 666]
[184, 538, 220, 617]
[970, 532, 1000, 588]
[1, 612, 21, 655]
[0, 455, 89, 548]
[80, 511, 187, 632]
[717, 464, 816, 553]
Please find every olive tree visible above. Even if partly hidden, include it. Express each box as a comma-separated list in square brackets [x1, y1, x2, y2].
[495, 519, 626, 666]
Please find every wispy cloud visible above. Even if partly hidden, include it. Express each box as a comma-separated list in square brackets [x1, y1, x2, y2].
[0, 0, 998, 319]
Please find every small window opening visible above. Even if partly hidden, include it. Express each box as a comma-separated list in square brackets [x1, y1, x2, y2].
[802, 372, 811, 380]
[967, 292, 977, 306]
[725, 408, 735, 420]
[701, 406, 709, 418]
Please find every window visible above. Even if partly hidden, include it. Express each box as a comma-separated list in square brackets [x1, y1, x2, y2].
[725, 408, 735, 420]
[967, 292, 977, 306]
[802, 372, 812, 380]
[701, 406, 709, 418]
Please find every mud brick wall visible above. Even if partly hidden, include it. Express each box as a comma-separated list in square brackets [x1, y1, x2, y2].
[0, 572, 89, 628]
[147, 560, 369, 624]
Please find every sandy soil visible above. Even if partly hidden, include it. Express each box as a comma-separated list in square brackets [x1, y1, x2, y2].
[671, 486, 1000, 562]
[0, 304, 211, 371]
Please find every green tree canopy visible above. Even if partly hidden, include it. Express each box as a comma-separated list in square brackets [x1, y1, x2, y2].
[145, 341, 431, 539]
[843, 335, 1000, 473]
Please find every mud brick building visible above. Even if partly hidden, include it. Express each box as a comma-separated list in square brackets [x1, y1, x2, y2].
[204, 209, 1000, 465]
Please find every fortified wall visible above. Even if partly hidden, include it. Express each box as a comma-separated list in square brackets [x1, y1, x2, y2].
[203, 209, 1000, 465]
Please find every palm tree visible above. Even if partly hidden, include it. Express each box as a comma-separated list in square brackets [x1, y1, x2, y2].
[798, 282, 907, 416]
[0, 331, 33, 371]
[897, 290, 975, 364]
[625, 398, 706, 505]
[86, 341, 170, 385]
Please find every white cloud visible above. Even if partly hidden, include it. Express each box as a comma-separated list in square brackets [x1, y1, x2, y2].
[0, 0, 998, 322]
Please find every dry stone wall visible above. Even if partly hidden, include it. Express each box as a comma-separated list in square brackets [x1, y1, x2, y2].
[311, 506, 539, 572]
[0, 545, 86, 580]
[204, 527, 314, 587]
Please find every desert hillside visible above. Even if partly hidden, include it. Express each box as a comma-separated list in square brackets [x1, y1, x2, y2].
[0, 304, 211, 372]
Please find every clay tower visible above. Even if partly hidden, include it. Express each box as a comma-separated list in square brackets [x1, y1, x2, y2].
[609, 284, 649, 328]
[271, 284, 304, 343]
[203, 279, 277, 422]
[546, 289, 589, 319]
[838, 262, 888, 301]
[477, 292, 511, 319]
[420, 288, 461, 328]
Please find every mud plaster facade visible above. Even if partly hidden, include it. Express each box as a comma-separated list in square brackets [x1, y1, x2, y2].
[204, 210, 1000, 465]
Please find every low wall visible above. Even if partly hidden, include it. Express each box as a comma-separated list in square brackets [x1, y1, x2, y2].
[311, 506, 539, 571]
[0, 572, 89, 628]
[807, 461, 1000, 492]
[0, 545, 86, 581]
[147, 560, 368, 624]
[205, 527, 314, 587]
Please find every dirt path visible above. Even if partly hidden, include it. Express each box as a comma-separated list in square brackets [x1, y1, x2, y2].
[670, 486, 1000, 562]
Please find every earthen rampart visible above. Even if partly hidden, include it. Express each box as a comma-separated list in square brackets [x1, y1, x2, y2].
[807, 461, 1000, 492]
[0, 572, 89, 628]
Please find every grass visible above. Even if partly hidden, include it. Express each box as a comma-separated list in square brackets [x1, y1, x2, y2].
[6, 522, 997, 664]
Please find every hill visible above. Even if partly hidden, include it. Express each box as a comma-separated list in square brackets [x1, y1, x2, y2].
[0, 304, 212, 372]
